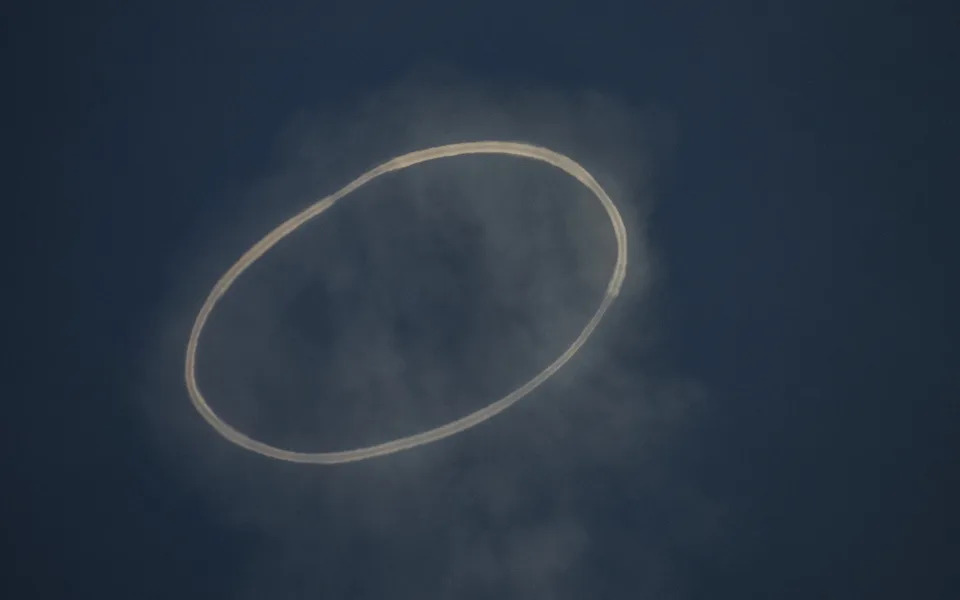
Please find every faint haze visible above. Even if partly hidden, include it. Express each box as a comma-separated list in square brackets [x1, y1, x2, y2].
[137, 73, 714, 599]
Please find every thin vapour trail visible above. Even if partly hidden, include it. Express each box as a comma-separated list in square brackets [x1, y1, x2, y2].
[184, 141, 628, 464]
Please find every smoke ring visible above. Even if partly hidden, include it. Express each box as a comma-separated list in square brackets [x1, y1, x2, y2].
[184, 141, 628, 464]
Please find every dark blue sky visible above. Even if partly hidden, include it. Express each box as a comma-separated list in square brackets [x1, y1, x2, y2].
[5, 1, 957, 598]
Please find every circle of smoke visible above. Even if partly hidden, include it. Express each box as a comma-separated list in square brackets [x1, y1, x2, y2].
[185, 141, 628, 464]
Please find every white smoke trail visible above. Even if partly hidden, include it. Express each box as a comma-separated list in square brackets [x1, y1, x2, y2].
[184, 141, 628, 464]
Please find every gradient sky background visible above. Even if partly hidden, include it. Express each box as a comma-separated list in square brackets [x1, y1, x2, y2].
[5, 1, 957, 598]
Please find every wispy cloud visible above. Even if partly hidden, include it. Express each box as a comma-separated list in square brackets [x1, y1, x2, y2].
[137, 72, 710, 599]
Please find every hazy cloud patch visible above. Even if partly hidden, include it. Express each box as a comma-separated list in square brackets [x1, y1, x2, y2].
[137, 72, 708, 598]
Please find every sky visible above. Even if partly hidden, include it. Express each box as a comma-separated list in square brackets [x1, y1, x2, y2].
[4, 1, 957, 598]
